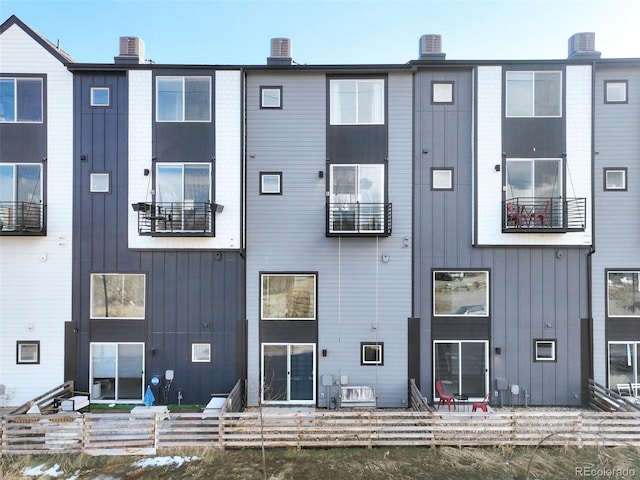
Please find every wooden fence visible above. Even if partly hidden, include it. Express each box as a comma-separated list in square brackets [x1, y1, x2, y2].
[3, 409, 640, 455]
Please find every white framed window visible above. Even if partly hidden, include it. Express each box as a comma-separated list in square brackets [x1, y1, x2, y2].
[260, 86, 282, 109]
[261, 273, 316, 320]
[431, 168, 454, 190]
[361, 342, 384, 365]
[90, 273, 146, 319]
[192, 343, 211, 363]
[260, 172, 282, 194]
[604, 168, 627, 191]
[90, 172, 110, 193]
[90, 87, 110, 107]
[605, 81, 627, 104]
[156, 76, 211, 122]
[506, 71, 562, 117]
[17, 341, 40, 364]
[608, 342, 639, 392]
[330, 79, 384, 125]
[433, 270, 489, 316]
[0, 77, 43, 123]
[432, 81, 454, 104]
[607, 271, 640, 317]
[534, 339, 556, 362]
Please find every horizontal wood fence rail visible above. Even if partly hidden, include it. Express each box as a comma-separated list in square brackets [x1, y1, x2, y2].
[3, 410, 640, 455]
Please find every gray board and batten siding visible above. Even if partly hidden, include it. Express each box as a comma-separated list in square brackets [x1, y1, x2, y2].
[592, 61, 640, 385]
[71, 69, 245, 404]
[412, 66, 590, 406]
[245, 70, 413, 407]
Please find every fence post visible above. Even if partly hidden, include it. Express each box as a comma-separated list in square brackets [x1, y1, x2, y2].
[218, 413, 225, 450]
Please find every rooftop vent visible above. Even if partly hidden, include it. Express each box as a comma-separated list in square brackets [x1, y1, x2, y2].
[419, 34, 445, 60]
[568, 32, 601, 59]
[115, 36, 146, 64]
[268, 37, 292, 65]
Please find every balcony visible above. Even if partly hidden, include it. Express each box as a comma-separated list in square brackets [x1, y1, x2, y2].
[133, 201, 217, 236]
[327, 203, 392, 237]
[0, 202, 46, 235]
[503, 197, 586, 233]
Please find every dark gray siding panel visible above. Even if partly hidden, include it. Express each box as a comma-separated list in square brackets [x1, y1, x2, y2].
[0, 123, 46, 161]
[155, 123, 214, 160]
[607, 320, 640, 341]
[503, 118, 564, 157]
[328, 125, 386, 163]
[261, 321, 318, 343]
[432, 318, 489, 340]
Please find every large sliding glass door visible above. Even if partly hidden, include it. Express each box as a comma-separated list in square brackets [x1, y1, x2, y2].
[609, 342, 640, 393]
[261, 343, 315, 404]
[90, 343, 145, 403]
[433, 340, 489, 401]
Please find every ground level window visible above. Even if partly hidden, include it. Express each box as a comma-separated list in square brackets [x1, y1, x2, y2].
[361, 342, 384, 365]
[192, 343, 211, 362]
[534, 339, 556, 362]
[604, 168, 627, 191]
[260, 172, 282, 194]
[16, 341, 40, 364]
[608, 342, 639, 395]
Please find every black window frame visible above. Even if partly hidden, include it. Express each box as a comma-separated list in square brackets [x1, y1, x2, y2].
[361, 342, 384, 366]
[603, 167, 627, 191]
[431, 81, 454, 105]
[260, 86, 283, 109]
[604, 80, 628, 104]
[16, 340, 40, 364]
[260, 171, 283, 195]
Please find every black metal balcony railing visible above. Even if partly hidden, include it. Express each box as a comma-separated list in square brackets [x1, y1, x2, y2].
[327, 203, 392, 237]
[503, 197, 586, 233]
[0, 201, 46, 235]
[134, 201, 215, 236]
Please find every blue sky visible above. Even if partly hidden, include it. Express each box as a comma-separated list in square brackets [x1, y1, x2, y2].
[1, 0, 638, 65]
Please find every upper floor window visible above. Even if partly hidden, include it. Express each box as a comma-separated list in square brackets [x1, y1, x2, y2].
[607, 271, 640, 317]
[330, 79, 384, 125]
[261, 273, 316, 320]
[431, 168, 454, 190]
[260, 86, 282, 109]
[604, 168, 627, 191]
[0, 78, 43, 123]
[0, 163, 43, 233]
[506, 71, 562, 118]
[329, 163, 387, 234]
[432, 81, 454, 104]
[91, 87, 110, 107]
[156, 76, 211, 122]
[90, 273, 146, 319]
[605, 81, 628, 104]
[433, 271, 489, 317]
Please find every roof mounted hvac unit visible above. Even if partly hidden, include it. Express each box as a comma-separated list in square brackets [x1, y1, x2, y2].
[567, 32, 601, 59]
[115, 36, 146, 64]
[419, 34, 445, 60]
[268, 38, 292, 65]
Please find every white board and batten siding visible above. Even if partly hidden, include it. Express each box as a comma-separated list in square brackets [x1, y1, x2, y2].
[127, 69, 242, 250]
[0, 23, 73, 405]
[475, 65, 593, 247]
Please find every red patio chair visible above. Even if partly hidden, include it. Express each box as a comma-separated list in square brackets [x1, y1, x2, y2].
[435, 381, 456, 411]
[507, 202, 526, 226]
[472, 392, 491, 412]
[530, 200, 550, 226]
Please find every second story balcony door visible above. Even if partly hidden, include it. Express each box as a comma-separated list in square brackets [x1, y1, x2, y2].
[329, 164, 385, 234]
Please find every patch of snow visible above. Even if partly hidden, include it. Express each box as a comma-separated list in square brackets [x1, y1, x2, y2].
[131, 455, 199, 468]
[23, 463, 63, 477]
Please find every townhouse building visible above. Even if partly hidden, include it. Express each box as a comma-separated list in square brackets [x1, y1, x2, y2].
[0, 16, 74, 405]
[592, 58, 640, 393]
[245, 42, 413, 407]
[65, 42, 245, 404]
[411, 35, 594, 406]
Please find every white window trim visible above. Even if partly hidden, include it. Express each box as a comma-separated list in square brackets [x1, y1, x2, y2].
[607, 271, 640, 317]
[90, 172, 111, 193]
[433, 270, 489, 317]
[604, 168, 627, 191]
[361, 342, 384, 365]
[534, 339, 556, 362]
[432, 81, 454, 104]
[90, 87, 110, 107]
[431, 168, 454, 190]
[330, 78, 385, 125]
[505, 71, 562, 118]
[90, 273, 146, 319]
[260, 172, 282, 194]
[260, 86, 282, 109]
[192, 343, 211, 363]
[261, 273, 317, 320]
[17, 341, 40, 364]
[156, 76, 212, 122]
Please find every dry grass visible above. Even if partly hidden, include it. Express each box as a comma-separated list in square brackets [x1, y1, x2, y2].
[1, 445, 639, 479]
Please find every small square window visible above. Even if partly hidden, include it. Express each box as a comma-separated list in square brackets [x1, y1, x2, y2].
[90, 172, 111, 193]
[260, 172, 282, 194]
[534, 339, 556, 362]
[432, 82, 454, 104]
[17, 341, 40, 364]
[604, 168, 627, 191]
[605, 81, 627, 104]
[91, 87, 110, 107]
[431, 168, 454, 190]
[260, 86, 282, 109]
[192, 343, 211, 363]
[361, 342, 384, 365]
